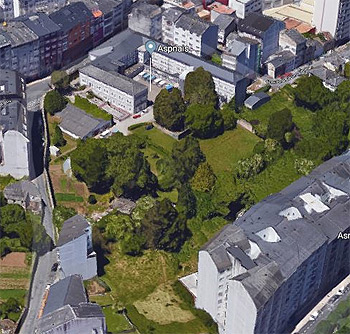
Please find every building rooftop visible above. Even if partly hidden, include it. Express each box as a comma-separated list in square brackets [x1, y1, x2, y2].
[202, 151, 350, 310]
[130, 2, 162, 18]
[0, 70, 23, 98]
[49, 2, 93, 33]
[282, 28, 306, 45]
[15, 13, 61, 37]
[162, 7, 185, 23]
[238, 12, 279, 38]
[57, 215, 90, 247]
[0, 101, 26, 135]
[80, 64, 147, 96]
[1, 21, 38, 47]
[43, 275, 87, 316]
[244, 92, 270, 108]
[175, 13, 214, 35]
[4, 180, 41, 201]
[70, 0, 123, 14]
[57, 104, 110, 139]
[213, 14, 235, 31]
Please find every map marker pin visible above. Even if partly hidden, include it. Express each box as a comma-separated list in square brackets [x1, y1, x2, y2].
[145, 40, 156, 55]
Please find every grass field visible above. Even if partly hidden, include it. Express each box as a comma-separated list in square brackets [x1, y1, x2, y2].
[55, 192, 84, 202]
[0, 289, 27, 301]
[102, 307, 133, 333]
[240, 85, 315, 139]
[73, 96, 111, 121]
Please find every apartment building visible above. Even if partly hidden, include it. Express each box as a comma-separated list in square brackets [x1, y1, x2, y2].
[79, 64, 148, 114]
[195, 151, 350, 334]
[15, 13, 62, 76]
[1, 21, 40, 80]
[228, 0, 262, 19]
[162, 7, 185, 44]
[37, 275, 107, 334]
[213, 14, 236, 44]
[0, 0, 65, 20]
[57, 215, 97, 280]
[50, 2, 94, 66]
[238, 12, 284, 63]
[279, 28, 307, 67]
[313, 0, 350, 43]
[222, 32, 259, 75]
[0, 33, 11, 70]
[128, 2, 162, 40]
[173, 14, 218, 57]
[0, 70, 33, 179]
[263, 0, 296, 9]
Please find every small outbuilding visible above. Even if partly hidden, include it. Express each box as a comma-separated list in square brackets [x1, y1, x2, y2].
[244, 92, 271, 110]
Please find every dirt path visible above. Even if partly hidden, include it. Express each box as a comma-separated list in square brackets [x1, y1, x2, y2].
[0, 252, 27, 268]
[159, 254, 168, 283]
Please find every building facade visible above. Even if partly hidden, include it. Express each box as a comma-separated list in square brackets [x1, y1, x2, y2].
[195, 152, 350, 334]
[128, 2, 162, 40]
[0, 70, 32, 179]
[37, 275, 107, 334]
[79, 64, 148, 114]
[57, 215, 97, 280]
[228, 0, 262, 19]
[313, 0, 350, 43]
[279, 28, 307, 68]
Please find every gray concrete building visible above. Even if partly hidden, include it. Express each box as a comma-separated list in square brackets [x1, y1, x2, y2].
[173, 13, 218, 57]
[0, 70, 33, 179]
[279, 28, 307, 67]
[79, 64, 148, 114]
[213, 14, 236, 45]
[57, 215, 97, 280]
[238, 12, 285, 64]
[162, 7, 185, 45]
[128, 2, 162, 40]
[37, 275, 106, 334]
[195, 151, 350, 334]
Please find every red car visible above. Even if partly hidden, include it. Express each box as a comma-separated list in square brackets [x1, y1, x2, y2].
[133, 114, 141, 119]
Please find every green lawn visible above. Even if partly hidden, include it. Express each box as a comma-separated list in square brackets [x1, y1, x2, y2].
[240, 85, 315, 139]
[73, 96, 111, 121]
[200, 127, 261, 174]
[55, 193, 84, 202]
[0, 289, 27, 300]
[102, 307, 133, 333]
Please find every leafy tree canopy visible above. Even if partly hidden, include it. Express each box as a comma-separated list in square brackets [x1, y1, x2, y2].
[176, 183, 196, 219]
[191, 162, 216, 193]
[44, 90, 66, 115]
[154, 88, 186, 131]
[51, 70, 70, 91]
[51, 123, 66, 147]
[184, 67, 218, 106]
[266, 108, 294, 144]
[186, 104, 224, 139]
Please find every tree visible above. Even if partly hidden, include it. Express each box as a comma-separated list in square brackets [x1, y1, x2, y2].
[176, 184, 196, 219]
[171, 136, 205, 183]
[184, 67, 218, 106]
[236, 154, 265, 179]
[191, 162, 216, 193]
[336, 80, 350, 103]
[88, 194, 97, 204]
[53, 205, 77, 232]
[344, 62, 350, 79]
[154, 88, 186, 131]
[106, 133, 157, 198]
[0, 192, 7, 207]
[71, 138, 110, 192]
[103, 214, 137, 242]
[156, 158, 177, 191]
[221, 106, 237, 131]
[51, 70, 70, 91]
[44, 90, 66, 115]
[294, 75, 334, 110]
[266, 108, 293, 144]
[141, 199, 188, 252]
[186, 104, 224, 139]
[120, 234, 145, 256]
[51, 123, 66, 147]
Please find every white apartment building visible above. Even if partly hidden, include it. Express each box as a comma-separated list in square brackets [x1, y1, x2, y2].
[57, 215, 97, 280]
[143, 47, 248, 104]
[162, 7, 185, 44]
[79, 64, 148, 114]
[195, 152, 350, 334]
[173, 14, 218, 57]
[228, 0, 262, 19]
[313, 0, 350, 42]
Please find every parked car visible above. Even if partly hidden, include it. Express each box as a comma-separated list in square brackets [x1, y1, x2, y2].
[145, 124, 154, 130]
[133, 114, 141, 119]
[51, 263, 58, 272]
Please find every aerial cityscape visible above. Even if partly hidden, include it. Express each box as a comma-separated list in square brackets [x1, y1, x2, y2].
[0, 0, 349, 334]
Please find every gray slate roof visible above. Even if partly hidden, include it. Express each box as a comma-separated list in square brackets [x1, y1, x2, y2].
[213, 14, 235, 31]
[244, 92, 270, 108]
[282, 28, 306, 45]
[4, 180, 41, 201]
[163, 7, 185, 23]
[50, 2, 93, 33]
[58, 104, 110, 139]
[131, 2, 162, 18]
[80, 64, 147, 96]
[202, 151, 350, 310]
[175, 13, 214, 35]
[238, 12, 279, 38]
[0, 101, 26, 135]
[57, 215, 90, 247]
[15, 13, 61, 37]
[70, 0, 123, 14]
[1, 21, 38, 47]
[43, 275, 87, 316]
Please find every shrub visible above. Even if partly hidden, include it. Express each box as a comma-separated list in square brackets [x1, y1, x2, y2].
[88, 194, 97, 204]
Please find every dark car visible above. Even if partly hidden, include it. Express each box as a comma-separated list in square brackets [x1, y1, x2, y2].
[51, 263, 58, 272]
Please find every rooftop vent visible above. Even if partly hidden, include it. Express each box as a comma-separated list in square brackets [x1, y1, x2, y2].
[279, 207, 302, 221]
[256, 227, 281, 243]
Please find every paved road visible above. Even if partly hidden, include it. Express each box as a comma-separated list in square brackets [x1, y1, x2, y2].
[26, 77, 51, 111]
